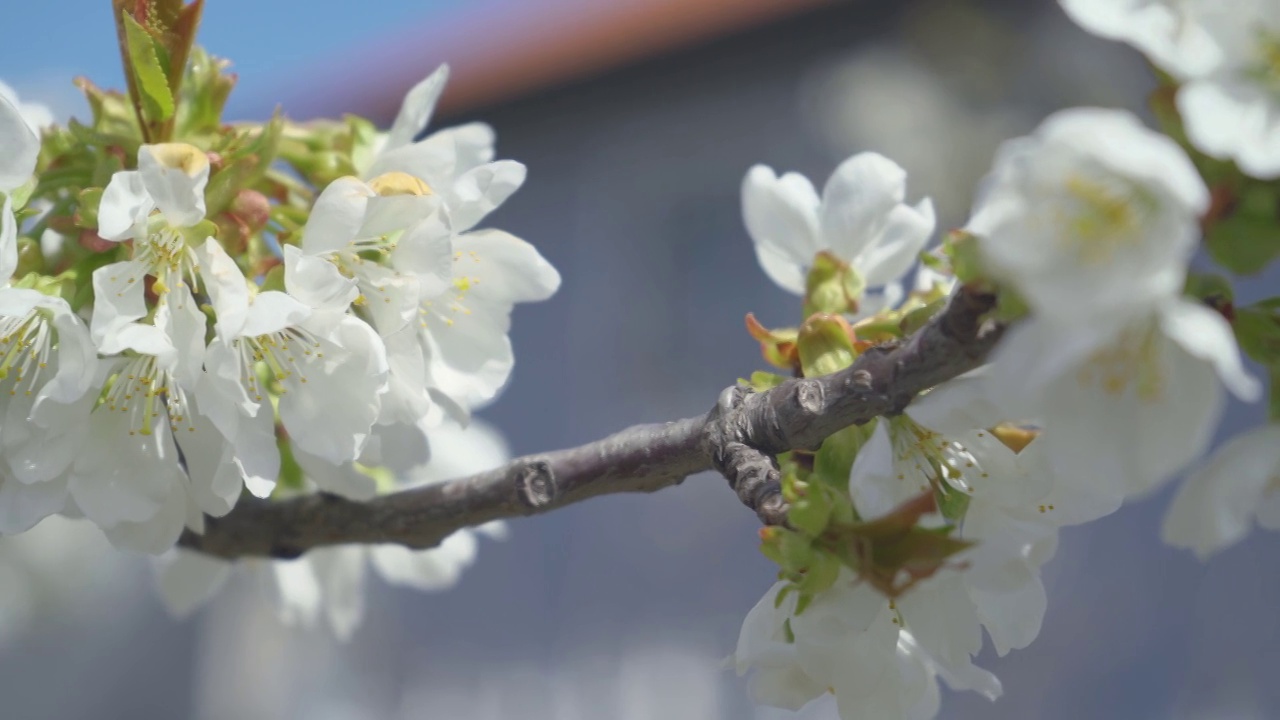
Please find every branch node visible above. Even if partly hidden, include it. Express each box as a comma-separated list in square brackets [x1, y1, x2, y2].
[516, 461, 556, 508]
[795, 379, 825, 415]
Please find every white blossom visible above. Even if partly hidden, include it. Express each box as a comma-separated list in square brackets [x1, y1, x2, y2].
[968, 107, 1208, 322]
[200, 238, 388, 493]
[1162, 424, 1280, 558]
[850, 371, 1063, 662]
[0, 97, 96, 533]
[742, 152, 935, 312]
[91, 143, 213, 345]
[347, 66, 561, 417]
[156, 419, 512, 638]
[69, 282, 233, 553]
[1057, 0, 1223, 79]
[0, 93, 38, 197]
[989, 297, 1259, 504]
[1176, 0, 1280, 178]
[735, 574, 997, 720]
[0, 290, 96, 533]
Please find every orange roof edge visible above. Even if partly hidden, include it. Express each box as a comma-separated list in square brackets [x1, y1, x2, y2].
[288, 0, 834, 120]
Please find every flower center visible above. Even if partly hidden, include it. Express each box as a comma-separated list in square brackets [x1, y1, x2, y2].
[102, 355, 192, 436]
[889, 416, 985, 495]
[237, 328, 322, 401]
[1076, 321, 1164, 401]
[135, 221, 202, 292]
[419, 250, 483, 329]
[1058, 174, 1152, 264]
[0, 310, 51, 397]
[1250, 28, 1280, 92]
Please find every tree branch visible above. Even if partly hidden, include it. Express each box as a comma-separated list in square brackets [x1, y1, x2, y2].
[180, 286, 1001, 559]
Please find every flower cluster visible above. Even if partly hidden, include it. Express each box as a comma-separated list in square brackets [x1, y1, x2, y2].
[733, 98, 1274, 714]
[1060, 0, 1280, 178]
[0, 20, 554, 637]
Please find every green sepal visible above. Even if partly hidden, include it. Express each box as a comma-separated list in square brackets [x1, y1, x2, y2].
[741, 370, 787, 392]
[787, 488, 831, 539]
[13, 239, 46, 277]
[935, 482, 971, 523]
[275, 436, 305, 493]
[259, 263, 286, 293]
[797, 313, 855, 378]
[794, 549, 841, 598]
[7, 177, 37, 211]
[943, 229, 985, 285]
[75, 188, 104, 229]
[803, 251, 864, 317]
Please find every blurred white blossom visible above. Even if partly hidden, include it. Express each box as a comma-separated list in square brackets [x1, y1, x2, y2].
[1162, 424, 1280, 558]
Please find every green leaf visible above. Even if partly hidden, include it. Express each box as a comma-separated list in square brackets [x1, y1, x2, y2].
[1270, 367, 1280, 422]
[123, 12, 176, 123]
[1184, 272, 1235, 304]
[1206, 212, 1280, 275]
[1234, 302, 1280, 365]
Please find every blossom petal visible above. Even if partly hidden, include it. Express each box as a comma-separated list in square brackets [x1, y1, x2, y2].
[1159, 298, 1260, 401]
[155, 550, 232, 617]
[310, 546, 368, 641]
[742, 165, 822, 294]
[283, 244, 358, 314]
[278, 316, 387, 465]
[0, 93, 39, 192]
[301, 177, 374, 255]
[0, 475, 67, 534]
[0, 197, 17, 281]
[97, 170, 152, 241]
[137, 143, 209, 227]
[89, 260, 150, 352]
[385, 65, 449, 154]
[819, 152, 910, 262]
[1162, 424, 1280, 558]
[369, 530, 478, 591]
[197, 238, 251, 339]
[446, 160, 526, 232]
[452, 229, 560, 305]
[1179, 80, 1280, 179]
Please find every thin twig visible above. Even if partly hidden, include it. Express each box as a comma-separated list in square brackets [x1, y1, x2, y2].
[180, 286, 1001, 559]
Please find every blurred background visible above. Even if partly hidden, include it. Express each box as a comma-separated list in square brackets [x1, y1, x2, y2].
[2, 0, 1278, 718]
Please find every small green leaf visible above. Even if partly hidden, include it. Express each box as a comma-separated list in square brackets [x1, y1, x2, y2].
[1234, 303, 1280, 365]
[795, 549, 841, 597]
[1206, 211, 1280, 275]
[743, 370, 786, 392]
[123, 12, 176, 123]
[1184, 272, 1235, 305]
[1269, 368, 1280, 422]
[788, 495, 831, 538]
[812, 421, 875, 491]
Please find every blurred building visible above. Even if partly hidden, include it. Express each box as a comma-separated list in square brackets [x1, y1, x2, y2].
[2, 1, 1278, 719]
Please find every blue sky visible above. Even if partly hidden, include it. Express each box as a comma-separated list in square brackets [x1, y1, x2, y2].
[0, 0, 474, 120]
